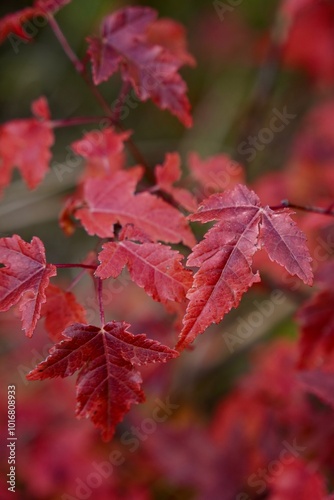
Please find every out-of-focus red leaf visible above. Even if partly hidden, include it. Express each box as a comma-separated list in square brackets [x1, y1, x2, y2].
[71, 127, 130, 176]
[188, 152, 245, 197]
[0, 1, 71, 45]
[27, 321, 178, 440]
[298, 369, 334, 409]
[0, 97, 54, 195]
[34, 0, 71, 14]
[41, 284, 87, 342]
[269, 458, 328, 500]
[280, 0, 318, 19]
[145, 18, 196, 67]
[0, 8, 37, 43]
[177, 184, 313, 349]
[75, 168, 195, 247]
[96, 226, 192, 303]
[154, 153, 197, 211]
[282, 0, 334, 85]
[0, 235, 57, 337]
[297, 289, 334, 368]
[87, 6, 193, 127]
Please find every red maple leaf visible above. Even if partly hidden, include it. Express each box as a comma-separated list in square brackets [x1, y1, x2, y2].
[154, 153, 197, 211]
[188, 152, 245, 197]
[0, 96, 54, 196]
[0, 235, 57, 337]
[145, 17, 196, 67]
[87, 6, 193, 127]
[41, 284, 87, 342]
[177, 184, 313, 350]
[96, 225, 193, 303]
[75, 168, 195, 247]
[27, 321, 178, 441]
[71, 127, 131, 176]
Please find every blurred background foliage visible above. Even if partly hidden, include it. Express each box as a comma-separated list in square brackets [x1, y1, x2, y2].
[2, 1, 334, 497]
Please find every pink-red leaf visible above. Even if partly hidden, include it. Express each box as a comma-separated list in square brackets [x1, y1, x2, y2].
[87, 6, 192, 127]
[177, 184, 313, 350]
[75, 169, 195, 247]
[0, 97, 54, 195]
[96, 234, 192, 303]
[41, 284, 87, 342]
[27, 321, 178, 440]
[145, 18, 196, 67]
[0, 235, 57, 337]
[154, 153, 197, 211]
[188, 152, 245, 196]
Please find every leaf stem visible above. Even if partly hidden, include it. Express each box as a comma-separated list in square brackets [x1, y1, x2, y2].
[54, 263, 97, 270]
[270, 200, 334, 216]
[51, 116, 112, 128]
[48, 15, 84, 73]
[97, 278, 105, 325]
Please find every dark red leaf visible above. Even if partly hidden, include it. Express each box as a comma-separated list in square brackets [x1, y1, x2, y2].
[87, 6, 193, 126]
[27, 321, 178, 440]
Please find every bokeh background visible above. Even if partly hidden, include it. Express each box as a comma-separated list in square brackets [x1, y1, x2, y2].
[2, 0, 334, 498]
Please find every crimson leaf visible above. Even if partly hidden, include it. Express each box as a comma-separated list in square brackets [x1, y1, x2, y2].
[27, 321, 178, 441]
[87, 6, 193, 126]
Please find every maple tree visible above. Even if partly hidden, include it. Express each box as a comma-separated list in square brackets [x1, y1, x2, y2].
[1, 0, 334, 498]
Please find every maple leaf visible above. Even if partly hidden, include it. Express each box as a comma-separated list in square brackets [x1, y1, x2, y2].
[0, 235, 57, 337]
[154, 153, 197, 212]
[145, 18, 196, 67]
[188, 152, 245, 196]
[27, 321, 178, 441]
[176, 184, 313, 350]
[71, 127, 130, 176]
[75, 168, 195, 247]
[96, 225, 193, 303]
[87, 6, 193, 127]
[0, 96, 54, 196]
[41, 284, 87, 342]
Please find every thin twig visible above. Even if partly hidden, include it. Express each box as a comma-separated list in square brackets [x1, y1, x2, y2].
[270, 200, 334, 216]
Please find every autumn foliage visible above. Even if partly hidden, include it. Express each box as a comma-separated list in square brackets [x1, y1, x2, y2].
[1, 0, 334, 498]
